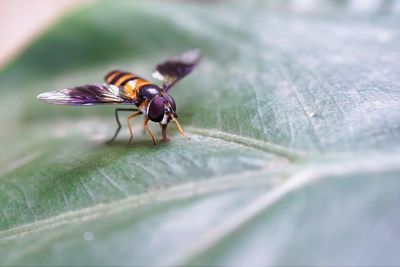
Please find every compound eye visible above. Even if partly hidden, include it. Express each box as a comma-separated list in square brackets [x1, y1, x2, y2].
[163, 94, 176, 112]
[147, 96, 164, 122]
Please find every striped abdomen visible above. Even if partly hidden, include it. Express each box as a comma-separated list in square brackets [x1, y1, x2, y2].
[105, 70, 160, 103]
[105, 70, 141, 87]
[105, 70, 162, 108]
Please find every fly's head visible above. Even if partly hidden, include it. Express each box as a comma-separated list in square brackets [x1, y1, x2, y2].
[147, 93, 189, 142]
[147, 94, 176, 124]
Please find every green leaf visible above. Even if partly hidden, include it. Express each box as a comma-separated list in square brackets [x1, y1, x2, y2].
[1, 1, 399, 265]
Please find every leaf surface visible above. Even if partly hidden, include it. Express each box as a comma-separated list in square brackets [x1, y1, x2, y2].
[0, 1, 399, 265]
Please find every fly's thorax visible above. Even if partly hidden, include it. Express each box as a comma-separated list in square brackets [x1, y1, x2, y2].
[137, 85, 162, 101]
[146, 94, 176, 124]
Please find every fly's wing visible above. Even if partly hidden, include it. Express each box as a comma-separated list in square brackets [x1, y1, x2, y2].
[37, 83, 127, 105]
[152, 49, 202, 91]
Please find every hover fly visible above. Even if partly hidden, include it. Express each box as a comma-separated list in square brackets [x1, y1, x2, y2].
[38, 49, 202, 145]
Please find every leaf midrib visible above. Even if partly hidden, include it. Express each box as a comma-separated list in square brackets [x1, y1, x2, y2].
[188, 127, 305, 161]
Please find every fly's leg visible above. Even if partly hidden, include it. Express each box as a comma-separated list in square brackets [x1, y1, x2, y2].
[171, 116, 190, 140]
[127, 111, 142, 146]
[144, 117, 157, 146]
[160, 124, 170, 143]
[108, 108, 139, 143]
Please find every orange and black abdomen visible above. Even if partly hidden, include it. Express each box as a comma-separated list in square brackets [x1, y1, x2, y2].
[105, 70, 140, 87]
[105, 70, 162, 106]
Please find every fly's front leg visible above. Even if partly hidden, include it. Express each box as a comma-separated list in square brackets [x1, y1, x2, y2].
[108, 108, 139, 143]
[160, 124, 170, 143]
[127, 111, 142, 145]
[144, 117, 157, 146]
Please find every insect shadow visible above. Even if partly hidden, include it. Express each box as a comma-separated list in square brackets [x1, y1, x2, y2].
[103, 139, 163, 148]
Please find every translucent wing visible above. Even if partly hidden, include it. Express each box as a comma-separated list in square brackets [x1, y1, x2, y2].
[37, 83, 128, 106]
[152, 49, 202, 91]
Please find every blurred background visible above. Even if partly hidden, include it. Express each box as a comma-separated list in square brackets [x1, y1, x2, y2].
[1, 0, 400, 69]
[0, 0, 85, 68]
